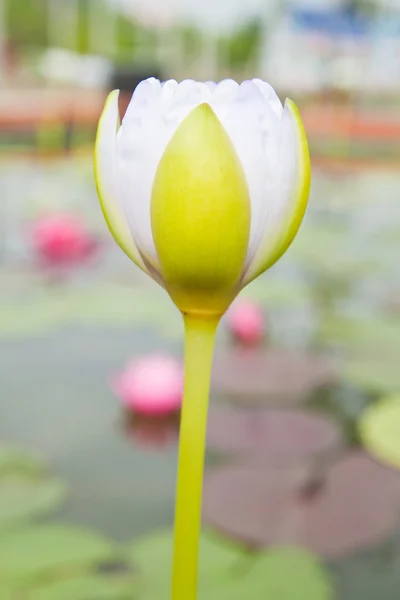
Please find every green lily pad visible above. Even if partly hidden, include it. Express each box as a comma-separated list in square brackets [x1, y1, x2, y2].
[27, 573, 135, 600]
[127, 529, 247, 600]
[359, 396, 400, 469]
[0, 282, 180, 338]
[0, 582, 15, 600]
[0, 445, 46, 478]
[0, 298, 66, 337]
[127, 528, 332, 600]
[0, 525, 117, 583]
[128, 528, 243, 576]
[244, 279, 312, 308]
[290, 225, 381, 279]
[60, 285, 179, 336]
[320, 316, 400, 353]
[0, 476, 66, 531]
[218, 547, 334, 600]
[292, 224, 346, 255]
[343, 356, 400, 394]
[66, 286, 148, 325]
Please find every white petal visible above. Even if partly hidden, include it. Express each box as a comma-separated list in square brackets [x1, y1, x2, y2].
[208, 80, 282, 271]
[94, 90, 148, 272]
[252, 78, 284, 118]
[242, 99, 311, 285]
[204, 81, 217, 92]
[116, 80, 170, 269]
[160, 78, 178, 103]
[124, 78, 161, 116]
[115, 79, 217, 267]
[213, 78, 239, 100]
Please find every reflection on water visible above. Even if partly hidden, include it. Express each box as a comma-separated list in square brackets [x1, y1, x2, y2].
[122, 411, 180, 451]
[0, 158, 399, 599]
[0, 328, 178, 540]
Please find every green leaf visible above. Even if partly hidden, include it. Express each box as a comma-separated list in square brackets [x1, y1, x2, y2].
[0, 476, 66, 531]
[359, 395, 400, 469]
[0, 525, 117, 583]
[27, 573, 135, 600]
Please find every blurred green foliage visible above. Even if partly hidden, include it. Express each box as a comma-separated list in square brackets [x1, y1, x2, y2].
[4, 0, 262, 74]
[218, 20, 262, 73]
[178, 25, 204, 63]
[4, 0, 148, 61]
[6, 0, 47, 49]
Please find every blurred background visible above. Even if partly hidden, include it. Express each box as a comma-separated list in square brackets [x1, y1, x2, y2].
[0, 1, 399, 599]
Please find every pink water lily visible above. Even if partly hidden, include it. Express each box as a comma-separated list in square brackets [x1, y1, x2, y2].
[111, 355, 184, 417]
[32, 214, 97, 267]
[227, 299, 265, 346]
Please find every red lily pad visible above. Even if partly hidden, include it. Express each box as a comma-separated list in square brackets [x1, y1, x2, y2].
[203, 452, 400, 558]
[207, 407, 342, 468]
[211, 349, 337, 404]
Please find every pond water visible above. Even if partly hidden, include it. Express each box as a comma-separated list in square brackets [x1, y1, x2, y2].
[0, 157, 399, 599]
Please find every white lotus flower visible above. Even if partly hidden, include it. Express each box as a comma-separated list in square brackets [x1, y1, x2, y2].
[95, 78, 311, 317]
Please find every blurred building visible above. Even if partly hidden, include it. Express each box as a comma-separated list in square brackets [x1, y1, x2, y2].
[262, 0, 400, 94]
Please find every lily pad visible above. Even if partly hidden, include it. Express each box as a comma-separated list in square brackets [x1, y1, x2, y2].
[127, 528, 332, 600]
[203, 453, 400, 558]
[0, 283, 181, 338]
[207, 407, 342, 467]
[342, 356, 400, 394]
[66, 286, 151, 326]
[0, 445, 46, 478]
[28, 573, 135, 600]
[66, 285, 181, 339]
[0, 476, 66, 531]
[0, 298, 66, 337]
[212, 349, 337, 403]
[320, 316, 400, 353]
[290, 225, 379, 279]
[359, 396, 400, 469]
[222, 547, 333, 600]
[0, 583, 14, 600]
[291, 224, 346, 259]
[128, 528, 242, 580]
[244, 279, 312, 308]
[127, 529, 246, 600]
[0, 525, 117, 583]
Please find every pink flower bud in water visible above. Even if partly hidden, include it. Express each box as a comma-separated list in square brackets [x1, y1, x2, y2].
[111, 355, 184, 417]
[227, 299, 265, 346]
[32, 214, 96, 266]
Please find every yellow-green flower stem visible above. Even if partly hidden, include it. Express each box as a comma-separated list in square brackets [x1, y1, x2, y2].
[172, 314, 219, 600]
